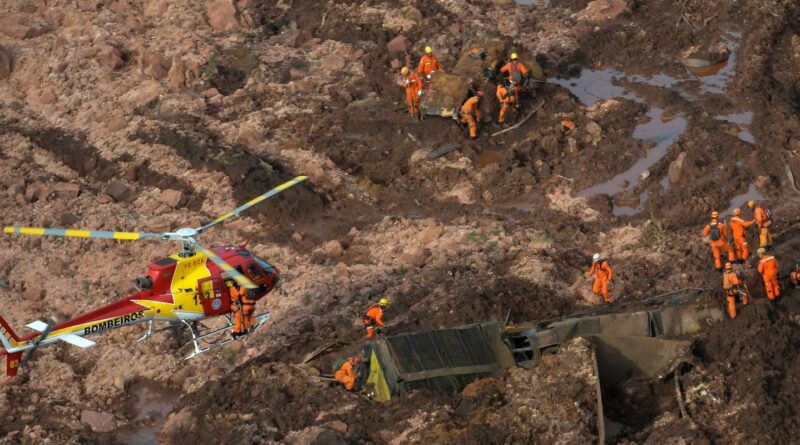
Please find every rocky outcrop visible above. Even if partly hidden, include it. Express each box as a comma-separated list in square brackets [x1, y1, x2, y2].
[0, 14, 48, 39]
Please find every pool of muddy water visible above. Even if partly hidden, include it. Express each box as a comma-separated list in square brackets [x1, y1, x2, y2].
[116, 385, 177, 445]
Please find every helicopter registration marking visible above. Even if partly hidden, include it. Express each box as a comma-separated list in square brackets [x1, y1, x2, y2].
[83, 311, 145, 335]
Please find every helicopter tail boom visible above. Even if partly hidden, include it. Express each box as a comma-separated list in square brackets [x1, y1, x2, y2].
[0, 315, 24, 377]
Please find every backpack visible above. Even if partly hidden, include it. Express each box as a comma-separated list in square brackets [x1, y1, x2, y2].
[708, 223, 721, 241]
[764, 208, 772, 221]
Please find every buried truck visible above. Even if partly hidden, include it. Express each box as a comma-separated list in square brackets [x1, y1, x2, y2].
[419, 40, 546, 118]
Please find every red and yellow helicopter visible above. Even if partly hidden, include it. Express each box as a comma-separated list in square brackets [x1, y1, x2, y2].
[0, 176, 307, 378]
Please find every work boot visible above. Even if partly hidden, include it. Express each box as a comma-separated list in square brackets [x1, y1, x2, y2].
[231, 332, 240, 340]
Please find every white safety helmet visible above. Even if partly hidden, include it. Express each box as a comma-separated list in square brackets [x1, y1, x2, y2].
[592, 253, 601, 262]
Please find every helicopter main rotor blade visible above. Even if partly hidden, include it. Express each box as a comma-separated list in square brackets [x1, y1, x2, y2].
[192, 242, 258, 290]
[196, 176, 307, 234]
[3, 226, 167, 241]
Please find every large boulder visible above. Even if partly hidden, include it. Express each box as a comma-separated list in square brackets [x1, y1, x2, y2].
[80, 410, 116, 433]
[205, 0, 257, 31]
[143, 52, 171, 79]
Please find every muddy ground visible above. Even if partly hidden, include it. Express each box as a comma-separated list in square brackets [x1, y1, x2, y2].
[1, 0, 800, 443]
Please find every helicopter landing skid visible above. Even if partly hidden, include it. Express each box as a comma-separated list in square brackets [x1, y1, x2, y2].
[181, 312, 271, 359]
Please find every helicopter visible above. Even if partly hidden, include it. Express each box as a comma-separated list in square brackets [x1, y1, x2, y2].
[0, 175, 307, 378]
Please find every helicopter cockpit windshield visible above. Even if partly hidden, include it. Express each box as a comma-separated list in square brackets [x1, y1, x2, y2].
[254, 256, 277, 275]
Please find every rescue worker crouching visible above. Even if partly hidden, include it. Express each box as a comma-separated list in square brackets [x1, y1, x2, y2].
[363, 298, 388, 340]
[334, 355, 365, 392]
[401, 66, 423, 119]
[722, 262, 749, 319]
[757, 248, 781, 303]
[499, 53, 531, 97]
[703, 211, 735, 272]
[587, 253, 613, 304]
[460, 91, 482, 139]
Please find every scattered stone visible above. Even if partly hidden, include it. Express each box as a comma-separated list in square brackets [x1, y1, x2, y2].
[159, 189, 184, 208]
[291, 232, 304, 242]
[401, 6, 423, 23]
[120, 80, 163, 109]
[144, 0, 168, 16]
[0, 14, 48, 40]
[387, 35, 407, 54]
[206, 0, 239, 31]
[668, 152, 687, 185]
[585, 121, 602, 144]
[52, 183, 80, 198]
[399, 246, 427, 268]
[416, 226, 442, 245]
[104, 180, 136, 202]
[39, 87, 57, 105]
[106, 115, 127, 132]
[323, 240, 344, 258]
[23, 288, 46, 301]
[81, 410, 116, 433]
[579, 0, 630, 22]
[328, 421, 348, 433]
[320, 54, 345, 72]
[639, 169, 650, 181]
[143, 52, 171, 79]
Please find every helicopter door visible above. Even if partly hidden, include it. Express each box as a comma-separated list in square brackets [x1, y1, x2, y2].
[197, 277, 230, 316]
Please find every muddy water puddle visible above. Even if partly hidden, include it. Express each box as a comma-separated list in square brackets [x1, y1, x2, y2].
[476, 150, 504, 168]
[515, 0, 550, 5]
[686, 32, 741, 95]
[722, 183, 763, 217]
[716, 111, 755, 144]
[116, 385, 177, 445]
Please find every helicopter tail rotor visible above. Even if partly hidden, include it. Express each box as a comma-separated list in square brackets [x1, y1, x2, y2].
[19, 318, 57, 371]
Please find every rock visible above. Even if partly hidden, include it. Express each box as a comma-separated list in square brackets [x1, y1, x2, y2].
[39, 87, 56, 105]
[159, 189, 184, 208]
[95, 44, 125, 69]
[23, 288, 46, 301]
[81, 411, 116, 433]
[416, 225, 442, 245]
[104, 180, 136, 202]
[399, 246, 427, 268]
[143, 52, 171, 80]
[0, 46, 12, 80]
[0, 14, 48, 40]
[291, 232, 304, 242]
[106, 115, 127, 132]
[585, 121, 602, 144]
[52, 183, 80, 198]
[401, 6, 423, 23]
[386, 35, 407, 54]
[161, 408, 196, 436]
[320, 54, 345, 72]
[579, 0, 630, 22]
[144, 0, 168, 16]
[323, 240, 344, 258]
[390, 58, 402, 69]
[327, 421, 347, 433]
[668, 152, 687, 185]
[167, 58, 186, 91]
[206, 0, 239, 31]
[639, 169, 650, 181]
[120, 81, 163, 109]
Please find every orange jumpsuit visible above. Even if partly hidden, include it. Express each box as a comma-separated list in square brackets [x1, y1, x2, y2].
[499, 61, 530, 82]
[729, 216, 755, 261]
[241, 288, 256, 333]
[334, 360, 356, 391]
[362, 304, 384, 340]
[757, 254, 781, 300]
[229, 285, 247, 335]
[402, 71, 422, 117]
[703, 220, 735, 270]
[754, 206, 773, 248]
[587, 260, 613, 303]
[496, 84, 516, 124]
[417, 54, 442, 80]
[791, 267, 799, 288]
[723, 270, 748, 319]
[461, 96, 480, 139]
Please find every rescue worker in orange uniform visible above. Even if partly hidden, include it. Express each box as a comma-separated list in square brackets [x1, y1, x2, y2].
[363, 298, 388, 340]
[586, 253, 613, 304]
[401, 66, 422, 119]
[417, 46, 443, 85]
[703, 211, 735, 272]
[729, 208, 755, 262]
[496, 81, 516, 126]
[790, 260, 800, 289]
[499, 53, 530, 95]
[334, 355, 363, 391]
[460, 92, 482, 139]
[722, 262, 748, 319]
[227, 280, 249, 339]
[748, 200, 773, 250]
[241, 286, 256, 334]
[756, 248, 781, 302]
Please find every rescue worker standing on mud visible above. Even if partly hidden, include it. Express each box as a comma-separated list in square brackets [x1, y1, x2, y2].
[587, 253, 613, 304]
[703, 211, 735, 272]
[460, 91, 482, 139]
[400, 66, 422, 119]
[496, 81, 516, 126]
[722, 262, 748, 319]
[334, 355, 363, 391]
[499, 53, 530, 96]
[748, 200, 773, 250]
[757, 248, 781, 303]
[729, 208, 755, 262]
[363, 298, 388, 340]
[417, 46, 443, 87]
[227, 280, 248, 339]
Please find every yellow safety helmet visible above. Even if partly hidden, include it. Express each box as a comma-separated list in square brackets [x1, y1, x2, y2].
[757, 247, 766, 255]
[733, 208, 742, 216]
[510, 53, 519, 60]
[401, 66, 409, 76]
[425, 46, 432, 54]
[747, 200, 756, 209]
[379, 298, 389, 307]
[710, 211, 719, 218]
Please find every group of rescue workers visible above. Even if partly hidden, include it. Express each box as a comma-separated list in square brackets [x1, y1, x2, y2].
[332, 297, 389, 392]
[400, 45, 534, 138]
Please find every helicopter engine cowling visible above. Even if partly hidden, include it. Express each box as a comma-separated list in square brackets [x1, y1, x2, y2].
[135, 276, 153, 290]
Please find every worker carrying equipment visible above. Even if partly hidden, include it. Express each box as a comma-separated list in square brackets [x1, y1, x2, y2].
[499, 53, 531, 95]
[227, 279, 249, 339]
[757, 248, 781, 301]
[722, 262, 749, 319]
[417, 46, 443, 82]
[460, 92, 482, 139]
[496, 82, 516, 125]
[586, 253, 613, 304]
[363, 298, 388, 340]
[790, 260, 800, 289]
[703, 211, 735, 272]
[334, 355, 364, 391]
[401, 67, 422, 119]
[748, 200, 773, 250]
[729, 207, 755, 262]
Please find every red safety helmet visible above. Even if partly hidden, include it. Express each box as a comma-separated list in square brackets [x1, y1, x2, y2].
[351, 356, 364, 365]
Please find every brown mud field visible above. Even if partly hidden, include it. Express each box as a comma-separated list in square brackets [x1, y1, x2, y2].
[1, 0, 800, 443]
